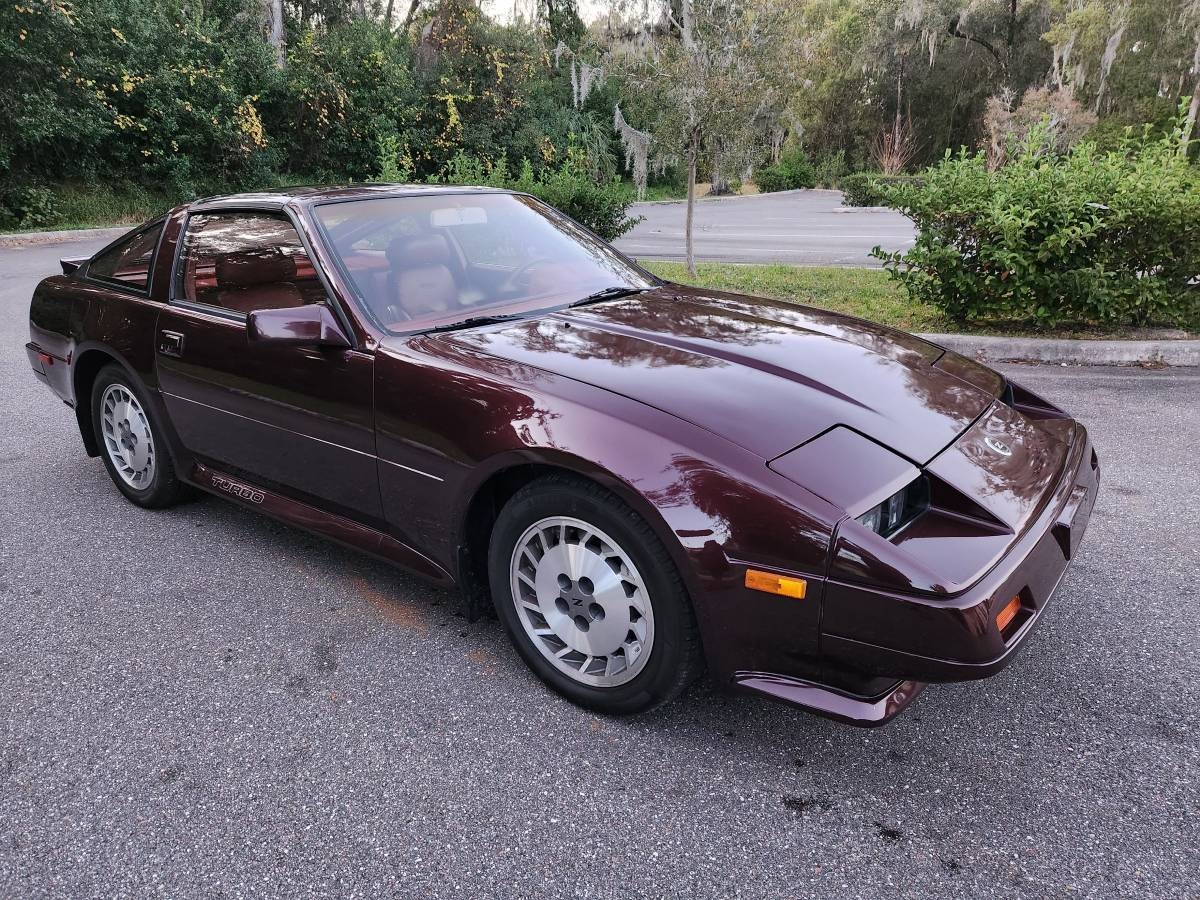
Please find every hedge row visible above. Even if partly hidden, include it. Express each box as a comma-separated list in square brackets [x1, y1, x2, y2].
[839, 174, 925, 208]
[873, 122, 1199, 328]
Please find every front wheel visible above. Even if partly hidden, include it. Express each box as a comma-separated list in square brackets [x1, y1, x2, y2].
[488, 474, 702, 714]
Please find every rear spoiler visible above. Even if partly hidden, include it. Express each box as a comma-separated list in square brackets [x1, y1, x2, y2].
[60, 256, 87, 275]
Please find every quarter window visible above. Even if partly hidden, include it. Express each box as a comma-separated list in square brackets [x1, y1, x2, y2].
[176, 212, 326, 314]
[89, 222, 164, 291]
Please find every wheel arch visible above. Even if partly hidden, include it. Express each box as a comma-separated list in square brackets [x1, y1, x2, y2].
[454, 453, 700, 623]
[70, 343, 183, 472]
[71, 346, 134, 457]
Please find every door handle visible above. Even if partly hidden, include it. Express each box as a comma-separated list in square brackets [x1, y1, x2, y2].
[159, 330, 185, 358]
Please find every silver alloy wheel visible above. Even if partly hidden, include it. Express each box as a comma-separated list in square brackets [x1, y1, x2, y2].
[509, 515, 655, 688]
[100, 383, 156, 489]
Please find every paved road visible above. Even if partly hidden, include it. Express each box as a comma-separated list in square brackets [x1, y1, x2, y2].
[2, 240, 1198, 899]
[614, 189, 917, 266]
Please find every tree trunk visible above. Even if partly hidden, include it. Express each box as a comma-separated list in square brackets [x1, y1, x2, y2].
[385, 0, 397, 29]
[265, 0, 285, 67]
[402, 0, 422, 31]
[1183, 77, 1200, 156]
[709, 143, 726, 195]
[685, 131, 698, 278]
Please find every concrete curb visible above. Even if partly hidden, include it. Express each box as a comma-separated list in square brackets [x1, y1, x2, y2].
[0, 226, 129, 248]
[830, 206, 894, 213]
[919, 332, 1200, 367]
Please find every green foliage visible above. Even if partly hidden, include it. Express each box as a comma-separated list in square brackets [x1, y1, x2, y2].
[543, 0, 585, 48]
[754, 148, 817, 192]
[812, 150, 848, 188]
[840, 173, 924, 207]
[1081, 97, 1181, 154]
[0, 185, 56, 228]
[276, 23, 419, 182]
[374, 132, 412, 183]
[873, 119, 1200, 328]
[431, 148, 641, 241]
[752, 165, 791, 193]
[0, 0, 282, 209]
[515, 152, 642, 240]
[0, 0, 632, 230]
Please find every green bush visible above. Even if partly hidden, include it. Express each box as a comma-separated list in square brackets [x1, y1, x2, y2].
[433, 149, 641, 241]
[0, 0, 283, 200]
[753, 165, 792, 194]
[755, 148, 816, 193]
[872, 121, 1200, 328]
[840, 173, 924, 207]
[0, 184, 57, 229]
[812, 151, 848, 188]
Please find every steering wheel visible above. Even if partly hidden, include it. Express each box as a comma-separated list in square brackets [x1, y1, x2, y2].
[498, 257, 551, 295]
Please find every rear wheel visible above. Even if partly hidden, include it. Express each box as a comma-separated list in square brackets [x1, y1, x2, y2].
[489, 474, 702, 714]
[91, 364, 191, 508]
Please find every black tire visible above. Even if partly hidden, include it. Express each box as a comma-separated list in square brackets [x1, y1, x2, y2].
[488, 473, 702, 714]
[90, 364, 192, 509]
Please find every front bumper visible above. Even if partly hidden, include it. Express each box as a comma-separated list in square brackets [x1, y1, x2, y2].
[821, 424, 1099, 683]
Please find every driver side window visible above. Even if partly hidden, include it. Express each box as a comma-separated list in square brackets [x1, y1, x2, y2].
[176, 212, 326, 315]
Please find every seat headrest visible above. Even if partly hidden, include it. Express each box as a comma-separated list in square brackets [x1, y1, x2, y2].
[216, 251, 297, 287]
[387, 234, 451, 269]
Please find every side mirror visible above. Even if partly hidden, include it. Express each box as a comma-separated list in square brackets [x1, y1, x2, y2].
[246, 304, 351, 349]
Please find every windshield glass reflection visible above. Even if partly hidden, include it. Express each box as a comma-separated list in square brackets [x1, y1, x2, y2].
[314, 193, 654, 333]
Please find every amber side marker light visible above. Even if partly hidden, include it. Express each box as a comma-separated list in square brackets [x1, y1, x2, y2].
[996, 595, 1022, 632]
[745, 569, 807, 599]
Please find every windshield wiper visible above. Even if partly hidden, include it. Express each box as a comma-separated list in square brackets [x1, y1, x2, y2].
[567, 286, 650, 308]
[420, 313, 525, 334]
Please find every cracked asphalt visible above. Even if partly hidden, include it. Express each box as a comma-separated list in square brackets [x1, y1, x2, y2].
[2, 239, 1198, 898]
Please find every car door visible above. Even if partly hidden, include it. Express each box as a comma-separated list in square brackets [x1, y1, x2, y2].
[155, 208, 382, 523]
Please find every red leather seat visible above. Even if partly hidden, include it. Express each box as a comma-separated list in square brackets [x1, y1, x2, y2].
[386, 234, 459, 319]
[214, 252, 304, 314]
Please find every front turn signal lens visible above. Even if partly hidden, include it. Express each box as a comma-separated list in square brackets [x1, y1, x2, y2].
[745, 569, 807, 599]
[996, 594, 1022, 632]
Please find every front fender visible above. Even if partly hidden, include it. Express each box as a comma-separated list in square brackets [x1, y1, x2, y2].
[374, 338, 843, 676]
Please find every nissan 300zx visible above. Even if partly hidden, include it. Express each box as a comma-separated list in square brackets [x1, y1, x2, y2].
[26, 186, 1099, 725]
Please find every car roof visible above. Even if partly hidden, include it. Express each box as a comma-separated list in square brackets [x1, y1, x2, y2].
[189, 183, 513, 212]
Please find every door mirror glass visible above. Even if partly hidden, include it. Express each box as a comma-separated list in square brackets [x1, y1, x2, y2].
[246, 304, 350, 348]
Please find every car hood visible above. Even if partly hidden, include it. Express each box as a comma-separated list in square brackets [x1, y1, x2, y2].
[444, 285, 1002, 463]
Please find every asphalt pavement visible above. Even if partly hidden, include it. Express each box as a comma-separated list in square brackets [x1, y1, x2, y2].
[1, 239, 1198, 899]
[614, 189, 917, 266]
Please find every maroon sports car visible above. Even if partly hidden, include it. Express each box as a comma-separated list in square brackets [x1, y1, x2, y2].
[26, 185, 1099, 725]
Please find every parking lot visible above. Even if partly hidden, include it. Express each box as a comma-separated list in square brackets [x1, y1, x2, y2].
[2, 239, 1198, 898]
[616, 190, 916, 265]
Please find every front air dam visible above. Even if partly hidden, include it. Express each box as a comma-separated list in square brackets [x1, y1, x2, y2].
[732, 672, 927, 727]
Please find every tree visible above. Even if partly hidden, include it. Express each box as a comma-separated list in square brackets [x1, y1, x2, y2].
[1046, 0, 1200, 153]
[611, 0, 794, 275]
[857, 1, 1053, 163]
[264, 0, 284, 66]
[543, 0, 586, 47]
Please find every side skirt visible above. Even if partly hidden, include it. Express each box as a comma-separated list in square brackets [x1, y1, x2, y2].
[731, 671, 927, 727]
[187, 462, 453, 585]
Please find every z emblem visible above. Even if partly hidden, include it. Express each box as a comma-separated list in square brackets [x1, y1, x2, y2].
[984, 436, 1014, 457]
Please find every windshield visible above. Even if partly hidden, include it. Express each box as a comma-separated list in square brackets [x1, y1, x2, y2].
[313, 193, 655, 333]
